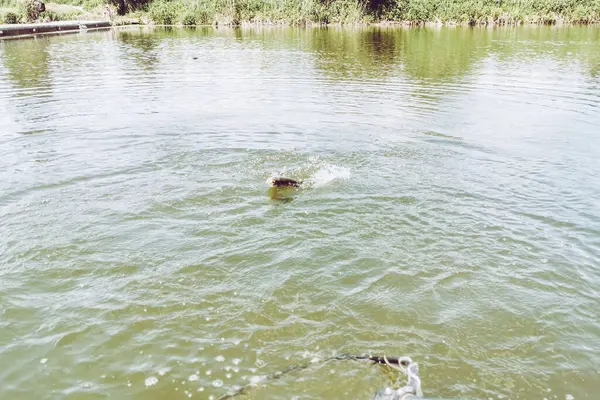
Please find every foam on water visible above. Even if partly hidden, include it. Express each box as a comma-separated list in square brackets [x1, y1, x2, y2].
[307, 165, 351, 188]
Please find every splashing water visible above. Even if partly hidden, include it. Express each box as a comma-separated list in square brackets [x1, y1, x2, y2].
[307, 165, 351, 188]
[145, 376, 158, 387]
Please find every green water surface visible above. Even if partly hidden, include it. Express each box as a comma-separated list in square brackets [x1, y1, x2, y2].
[1, 26, 599, 400]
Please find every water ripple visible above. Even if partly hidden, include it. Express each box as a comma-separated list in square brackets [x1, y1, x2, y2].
[1, 25, 600, 400]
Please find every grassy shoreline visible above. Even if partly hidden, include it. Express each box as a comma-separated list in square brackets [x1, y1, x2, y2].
[2, 0, 600, 26]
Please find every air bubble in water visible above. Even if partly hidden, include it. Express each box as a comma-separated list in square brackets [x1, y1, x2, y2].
[145, 376, 158, 387]
[233, 358, 241, 365]
[249, 376, 264, 386]
[215, 355, 225, 362]
[189, 374, 199, 381]
[206, 370, 212, 376]
[213, 379, 223, 387]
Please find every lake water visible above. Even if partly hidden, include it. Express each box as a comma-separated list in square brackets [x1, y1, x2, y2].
[1, 25, 599, 400]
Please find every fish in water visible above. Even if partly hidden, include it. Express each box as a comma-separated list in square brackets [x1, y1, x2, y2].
[266, 177, 302, 202]
[266, 177, 302, 188]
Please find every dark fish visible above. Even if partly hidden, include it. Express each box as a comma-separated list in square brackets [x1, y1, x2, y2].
[266, 177, 302, 187]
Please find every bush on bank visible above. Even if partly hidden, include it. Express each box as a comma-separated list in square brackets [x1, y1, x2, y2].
[2, 0, 599, 25]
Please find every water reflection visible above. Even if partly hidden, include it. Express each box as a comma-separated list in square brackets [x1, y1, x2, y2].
[0, 37, 54, 134]
[1, 37, 53, 95]
[308, 27, 399, 79]
[119, 30, 161, 70]
[488, 26, 600, 78]
[267, 186, 297, 202]
[396, 27, 487, 80]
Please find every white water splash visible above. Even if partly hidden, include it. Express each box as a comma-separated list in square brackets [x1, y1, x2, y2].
[249, 375, 266, 386]
[308, 165, 350, 188]
[212, 379, 223, 387]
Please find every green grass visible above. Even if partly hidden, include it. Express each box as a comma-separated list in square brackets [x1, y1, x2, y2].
[2, 0, 600, 24]
[137, 0, 600, 25]
[143, 0, 368, 26]
[1, 0, 86, 23]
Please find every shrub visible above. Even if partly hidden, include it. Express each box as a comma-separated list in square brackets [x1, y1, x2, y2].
[19, 0, 45, 22]
[405, 0, 436, 21]
[196, 9, 212, 24]
[148, 0, 181, 24]
[38, 10, 60, 21]
[181, 10, 196, 25]
[2, 11, 20, 23]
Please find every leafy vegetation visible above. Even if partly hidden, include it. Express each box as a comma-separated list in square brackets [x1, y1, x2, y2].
[1, 10, 19, 22]
[1, 0, 599, 25]
[20, 0, 45, 21]
[132, 0, 600, 25]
